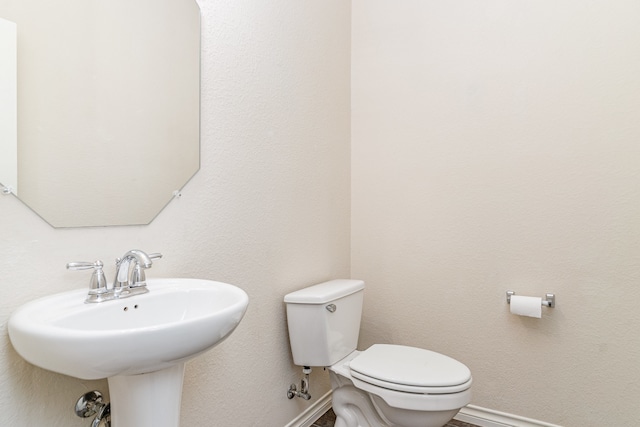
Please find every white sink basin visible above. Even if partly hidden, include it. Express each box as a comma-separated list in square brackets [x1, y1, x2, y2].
[8, 278, 249, 379]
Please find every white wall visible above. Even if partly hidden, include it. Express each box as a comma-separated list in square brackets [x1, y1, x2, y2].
[352, 1, 640, 426]
[0, 0, 350, 425]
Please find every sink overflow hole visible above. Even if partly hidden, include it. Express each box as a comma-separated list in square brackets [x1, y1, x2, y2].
[123, 305, 140, 312]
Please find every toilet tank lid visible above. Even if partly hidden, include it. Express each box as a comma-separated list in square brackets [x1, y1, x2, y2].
[284, 279, 364, 304]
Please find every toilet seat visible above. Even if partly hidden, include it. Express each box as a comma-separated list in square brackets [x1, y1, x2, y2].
[329, 347, 473, 412]
[349, 344, 472, 394]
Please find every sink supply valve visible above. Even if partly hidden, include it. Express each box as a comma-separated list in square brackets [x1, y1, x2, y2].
[75, 390, 110, 427]
[287, 366, 312, 400]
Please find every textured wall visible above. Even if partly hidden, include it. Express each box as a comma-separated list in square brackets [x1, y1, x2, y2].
[0, 0, 350, 425]
[351, 1, 640, 426]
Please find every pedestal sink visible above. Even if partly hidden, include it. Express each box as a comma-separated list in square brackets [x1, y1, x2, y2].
[8, 278, 249, 427]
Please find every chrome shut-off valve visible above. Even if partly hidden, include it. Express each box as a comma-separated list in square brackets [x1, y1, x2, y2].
[75, 390, 110, 427]
[287, 366, 312, 400]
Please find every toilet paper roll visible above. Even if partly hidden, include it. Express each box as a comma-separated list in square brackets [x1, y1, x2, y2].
[510, 295, 542, 318]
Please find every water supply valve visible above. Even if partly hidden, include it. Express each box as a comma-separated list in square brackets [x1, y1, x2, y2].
[75, 390, 110, 427]
[287, 366, 312, 400]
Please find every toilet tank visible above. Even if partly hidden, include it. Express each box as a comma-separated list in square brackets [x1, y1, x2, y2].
[284, 279, 364, 367]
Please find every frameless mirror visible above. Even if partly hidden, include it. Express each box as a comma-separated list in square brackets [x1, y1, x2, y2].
[0, 0, 200, 227]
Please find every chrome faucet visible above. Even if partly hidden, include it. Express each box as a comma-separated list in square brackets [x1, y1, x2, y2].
[114, 249, 155, 296]
[67, 249, 162, 303]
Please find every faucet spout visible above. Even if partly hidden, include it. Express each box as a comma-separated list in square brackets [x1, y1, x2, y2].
[113, 249, 159, 294]
[124, 249, 153, 268]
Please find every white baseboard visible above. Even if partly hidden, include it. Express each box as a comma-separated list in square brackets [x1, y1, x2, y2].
[456, 404, 564, 427]
[284, 390, 333, 427]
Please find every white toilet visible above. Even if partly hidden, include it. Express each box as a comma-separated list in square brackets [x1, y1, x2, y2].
[284, 279, 472, 427]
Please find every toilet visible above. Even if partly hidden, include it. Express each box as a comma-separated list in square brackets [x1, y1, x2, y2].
[284, 279, 472, 427]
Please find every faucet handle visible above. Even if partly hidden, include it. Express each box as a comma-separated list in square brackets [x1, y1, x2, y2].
[130, 253, 162, 288]
[67, 260, 109, 302]
[148, 253, 163, 261]
[67, 260, 103, 271]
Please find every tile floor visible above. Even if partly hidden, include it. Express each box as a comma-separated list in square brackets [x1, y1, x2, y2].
[311, 408, 479, 427]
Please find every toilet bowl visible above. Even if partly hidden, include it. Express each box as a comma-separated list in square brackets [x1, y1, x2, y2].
[330, 346, 471, 427]
[284, 279, 472, 427]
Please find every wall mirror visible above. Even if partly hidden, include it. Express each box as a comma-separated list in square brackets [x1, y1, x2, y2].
[0, 0, 201, 228]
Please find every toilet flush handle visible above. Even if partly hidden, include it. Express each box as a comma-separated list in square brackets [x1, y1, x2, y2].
[326, 304, 337, 313]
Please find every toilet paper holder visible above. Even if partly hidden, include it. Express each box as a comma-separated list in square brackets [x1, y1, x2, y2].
[506, 290, 555, 308]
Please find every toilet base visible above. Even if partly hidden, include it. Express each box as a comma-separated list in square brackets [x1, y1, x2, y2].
[329, 363, 465, 427]
[332, 384, 387, 427]
[370, 394, 459, 427]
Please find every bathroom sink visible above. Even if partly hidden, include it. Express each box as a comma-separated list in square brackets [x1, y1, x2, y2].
[8, 278, 249, 379]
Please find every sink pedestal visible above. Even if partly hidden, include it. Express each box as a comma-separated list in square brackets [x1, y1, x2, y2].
[108, 363, 185, 427]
